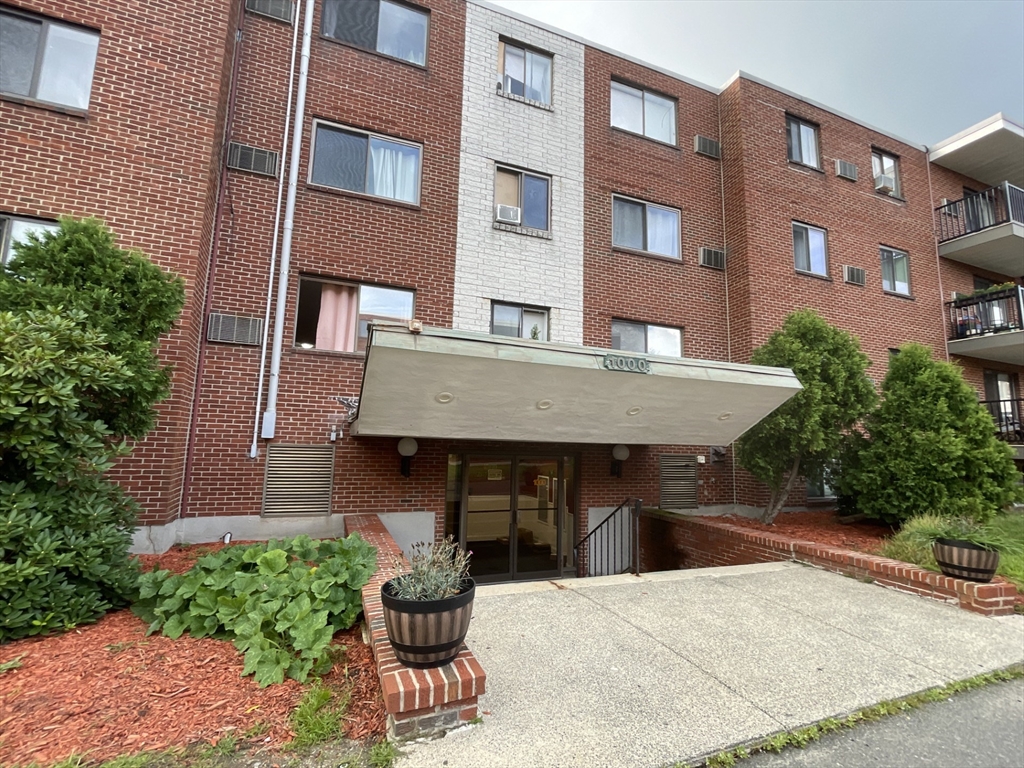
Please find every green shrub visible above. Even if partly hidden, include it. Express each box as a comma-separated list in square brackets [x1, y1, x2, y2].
[134, 535, 376, 686]
[839, 344, 1022, 525]
[881, 514, 1024, 581]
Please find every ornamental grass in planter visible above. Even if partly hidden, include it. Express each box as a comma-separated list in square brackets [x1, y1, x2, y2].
[381, 537, 474, 669]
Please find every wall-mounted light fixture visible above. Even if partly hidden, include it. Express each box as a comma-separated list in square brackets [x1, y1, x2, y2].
[611, 444, 629, 477]
[398, 437, 418, 478]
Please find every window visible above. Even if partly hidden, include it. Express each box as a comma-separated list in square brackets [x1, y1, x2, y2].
[792, 222, 828, 276]
[806, 476, 835, 500]
[498, 41, 551, 104]
[611, 320, 682, 357]
[880, 247, 910, 295]
[610, 81, 676, 144]
[491, 303, 548, 340]
[494, 167, 550, 231]
[612, 196, 680, 259]
[871, 150, 901, 196]
[0, 215, 59, 265]
[295, 278, 414, 352]
[0, 8, 100, 110]
[786, 116, 819, 168]
[321, 0, 428, 66]
[310, 121, 421, 204]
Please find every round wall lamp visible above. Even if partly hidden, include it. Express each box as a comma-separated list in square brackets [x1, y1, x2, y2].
[398, 437, 418, 477]
[611, 443, 630, 477]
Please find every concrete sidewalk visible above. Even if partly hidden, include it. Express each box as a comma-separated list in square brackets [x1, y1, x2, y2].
[397, 562, 1024, 768]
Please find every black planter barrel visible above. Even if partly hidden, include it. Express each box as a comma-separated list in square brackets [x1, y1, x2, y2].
[932, 538, 1000, 583]
[380, 578, 475, 669]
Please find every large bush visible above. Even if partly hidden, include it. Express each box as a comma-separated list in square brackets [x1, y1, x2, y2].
[839, 344, 1022, 525]
[0, 220, 184, 642]
[736, 309, 877, 523]
[134, 536, 377, 686]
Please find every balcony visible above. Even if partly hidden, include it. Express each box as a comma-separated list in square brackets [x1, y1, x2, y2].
[945, 285, 1024, 365]
[935, 183, 1024, 275]
[982, 399, 1024, 459]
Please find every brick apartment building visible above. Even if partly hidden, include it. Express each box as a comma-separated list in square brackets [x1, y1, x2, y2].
[2, 0, 1021, 582]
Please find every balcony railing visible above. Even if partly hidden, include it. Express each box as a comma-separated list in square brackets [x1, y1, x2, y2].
[935, 182, 1024, 243]
[946, 286, 1024, 341]
[982, 398, 1024, 444]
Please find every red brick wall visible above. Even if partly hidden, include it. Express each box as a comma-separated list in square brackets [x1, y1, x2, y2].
[0, 0, 237, 524]
[184, 0, 467, 519]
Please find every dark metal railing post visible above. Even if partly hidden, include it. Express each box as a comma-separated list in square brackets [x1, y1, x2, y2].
[632, 499, 642, 575]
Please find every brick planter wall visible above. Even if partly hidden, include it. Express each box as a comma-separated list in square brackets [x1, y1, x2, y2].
[639, 510, 1017, 616]
[345, 514, 485, 739]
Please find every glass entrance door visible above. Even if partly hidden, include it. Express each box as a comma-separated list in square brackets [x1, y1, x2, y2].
[462, 454, 571, 582]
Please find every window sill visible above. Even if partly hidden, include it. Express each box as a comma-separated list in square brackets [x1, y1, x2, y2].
[876, 191, 906, 203]
[493, 221, 552, 239]
[610, 126, 680, 151]
[1, 93, 88, 119]
[795, 269, 833, 282]
[318, 35, 429, 72]
[613, 246, 683, 264]
[494, 87, 553, 112]
[883, 290, 915, 301]
[306, 183, 421, 211]
[788, 161, 824, 174]
[292, 346, 366, 359]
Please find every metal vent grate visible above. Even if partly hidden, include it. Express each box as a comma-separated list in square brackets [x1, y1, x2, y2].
[208, 312, 264, 345]
[699, 246, 726, 270]
[227, 142, 279, 176]
[843, 265, 867, 286]
[659, 455, 698, 509]
[245, 0, 293, 22]
[262, 444, 335, 516]
[693, 135, 721, 159]
[835, 159, 858, 181]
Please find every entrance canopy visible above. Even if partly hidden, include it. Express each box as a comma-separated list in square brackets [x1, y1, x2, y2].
[352, 324, 802, 445]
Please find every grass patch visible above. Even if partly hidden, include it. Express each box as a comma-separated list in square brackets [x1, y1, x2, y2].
[367, 740, 399, 768]
[879, 513, 1024, 591]
[690, 665, 1023, 768]
[0, 654, 25, 674]
[288, 680, 351, 749]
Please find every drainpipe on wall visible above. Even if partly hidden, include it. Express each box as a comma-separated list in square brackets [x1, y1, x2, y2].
[250, 0, 303, 458]
[179, 0, 247, 519]
[261, 0, 317, 441]
[925, 148, 951, 362]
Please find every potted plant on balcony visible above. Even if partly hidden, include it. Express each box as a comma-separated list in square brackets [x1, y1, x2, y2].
[380, 537, 475, 668]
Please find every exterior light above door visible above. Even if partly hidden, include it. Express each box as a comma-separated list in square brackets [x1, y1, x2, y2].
[611, 444, 630, 477]
[398, 437, 418, 478]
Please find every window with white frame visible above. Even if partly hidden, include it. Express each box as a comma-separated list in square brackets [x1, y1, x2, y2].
[612, 195, 680, 259]
[321, 0, 428, 66]
[610, 81, 676, 145]
[611, 319, 682, 357]
[494, 166, 550, 231]
[491, 303, 548, 341]
[295, 278, 414, 352]
[786, 115, 820, 168]
[880, 247, 910, 295]
[0, 215, 59, 265]
[0, 8, 100, 110]
[310, 121, 421, 204]
[498, 41, 551, 104]
[792, 222, 828, 276]
[871, 149, 901, 196]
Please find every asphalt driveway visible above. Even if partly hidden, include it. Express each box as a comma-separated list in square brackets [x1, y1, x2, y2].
[398, 561, 1024, 768]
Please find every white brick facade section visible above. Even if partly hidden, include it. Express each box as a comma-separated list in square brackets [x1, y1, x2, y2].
[454, 3, 585, 345]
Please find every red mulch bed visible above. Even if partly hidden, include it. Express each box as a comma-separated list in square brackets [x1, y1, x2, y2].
[709, 510, 893, 554]
[0, 544, 386, 767]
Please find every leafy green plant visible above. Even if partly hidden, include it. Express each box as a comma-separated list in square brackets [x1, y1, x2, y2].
[735, 309, 877, 523]
[387, 537, 471, 601]
[0, 654, 24, 674]
[368, 740, 400, 768]
[134, 535, 376, 686]
[838, 344, 1022, 525]
[289, 680, 350, 748]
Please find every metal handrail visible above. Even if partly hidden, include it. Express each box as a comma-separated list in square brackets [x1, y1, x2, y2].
[981, 398, 1024, 444]
[945, 286, 1024, 341]
[934, 182, 1024, 243]
[574, 497, 642, 577]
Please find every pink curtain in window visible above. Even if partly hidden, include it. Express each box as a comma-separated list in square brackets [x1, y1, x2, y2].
[316, 284, 357, 352]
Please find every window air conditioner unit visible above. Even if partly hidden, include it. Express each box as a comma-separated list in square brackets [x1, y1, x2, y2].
[495, 204, 521, 225]
[843, 265, 866, 286]
[874, 174, 895, 194]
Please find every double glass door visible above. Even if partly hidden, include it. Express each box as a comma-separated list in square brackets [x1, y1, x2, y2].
[450, 455, 575, 582]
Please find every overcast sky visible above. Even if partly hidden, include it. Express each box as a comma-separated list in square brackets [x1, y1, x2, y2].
[489, 0, 1024, 147]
